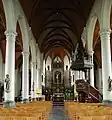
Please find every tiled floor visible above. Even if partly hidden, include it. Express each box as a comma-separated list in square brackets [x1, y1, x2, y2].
[50, 106, 69, 120]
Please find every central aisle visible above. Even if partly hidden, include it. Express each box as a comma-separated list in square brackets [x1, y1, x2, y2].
[50, 106, 69, 120]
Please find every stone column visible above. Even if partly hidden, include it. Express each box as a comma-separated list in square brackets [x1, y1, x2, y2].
[42, 60, 45, 86]
[31, 62, 36, 100]
[75, 71, 79, 80]
[36, 53, 43, 99]
[36, 68, 42, 98]
[15, 69, 21, 100]
[2, 64, 5, 81]
[15, 69, 18, 98]
[3, 31, 17, 108]
[0, 50, 3, 82]
[71, 71, 73, 81]
[22, 52, 29, 103]
[73, 71, 75, 82]
[100, 29, 112, 103]
[70, 71, 73, 86]
[98, 68, 102, 94]
[88, 51, 94, 87]
[79, 71, 85, 79]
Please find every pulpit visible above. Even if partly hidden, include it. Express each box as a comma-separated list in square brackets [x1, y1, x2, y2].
[70, 41, 102, 103]
[76, 79, 102, 102]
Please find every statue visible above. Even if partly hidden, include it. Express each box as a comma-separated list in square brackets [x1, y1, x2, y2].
[55, 72, 61, 83]
[108, 76, 112, 91]
[5, 74, 11, 93]
[56, 73, 59, 80]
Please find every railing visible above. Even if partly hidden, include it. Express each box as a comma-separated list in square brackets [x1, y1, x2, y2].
[89, 84, 102, 102]
[76, 79, 102, 103]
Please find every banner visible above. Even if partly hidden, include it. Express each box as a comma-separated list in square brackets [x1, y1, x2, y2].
[74, 89, 78, 96]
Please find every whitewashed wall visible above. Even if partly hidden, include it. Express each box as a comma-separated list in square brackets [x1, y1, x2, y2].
[15, 69, 21, 97]
[64, 55, 70, 87]
[0, 50, 5, 83]
[46, 56, 52, 71]
[45, 56, 52, 88]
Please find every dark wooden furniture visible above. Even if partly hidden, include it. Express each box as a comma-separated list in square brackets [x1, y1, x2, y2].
[52, 93, 64, 106]
[76, 79, 102, 103]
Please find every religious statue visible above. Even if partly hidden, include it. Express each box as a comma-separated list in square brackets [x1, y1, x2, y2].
[108, 76, 112, 91]
[55, 72, 60, 83]
[56, 73, 59, 80]
[5, 74, 11, 93]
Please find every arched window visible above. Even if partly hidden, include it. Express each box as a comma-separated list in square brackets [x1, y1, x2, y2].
[42, 75, 43, 82]
[73, 75, 74, 82]
[47, 65, 50, 70]
[66, 65, 68, 70]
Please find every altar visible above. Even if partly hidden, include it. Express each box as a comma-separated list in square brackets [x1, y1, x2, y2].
[52, 93, 64, 102]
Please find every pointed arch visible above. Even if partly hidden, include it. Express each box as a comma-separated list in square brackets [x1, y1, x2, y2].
[46, 56, 52, 71]
[30, 33, 36, 63]
[18, 17, 29, 52]
[99, 0, 111, 30]
[86, 14, 98, 51]
[64, 55, 70, 70]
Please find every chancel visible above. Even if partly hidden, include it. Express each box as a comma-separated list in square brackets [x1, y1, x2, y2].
[0, 0, 112, 119]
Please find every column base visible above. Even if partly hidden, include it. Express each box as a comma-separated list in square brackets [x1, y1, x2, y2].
[3, 100, 16, 108]
[32, 98, 36, 101]
[103, 100, 112, 106]
[36, 97, 42, 101]
[23, 99, 29, 103]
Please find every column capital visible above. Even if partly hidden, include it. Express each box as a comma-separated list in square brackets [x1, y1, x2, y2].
[29, 27, 31, 31]
[88, 50, 94, 56]
[37, 65, 41, 69]
[5, 30, 17, 37]
[22, 52, 30, 56]
[37, 59, 41, 65]
[100, 29, 111, 37]
[31, 62, 37, 66]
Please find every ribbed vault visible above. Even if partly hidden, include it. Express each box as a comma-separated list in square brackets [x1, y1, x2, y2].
[19, 0, 95, 56]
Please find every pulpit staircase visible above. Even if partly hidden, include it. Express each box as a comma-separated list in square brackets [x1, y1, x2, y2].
[76, 79, 102, 103]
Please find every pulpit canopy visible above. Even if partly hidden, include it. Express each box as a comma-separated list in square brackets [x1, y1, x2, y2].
[70, 41, 92, 71]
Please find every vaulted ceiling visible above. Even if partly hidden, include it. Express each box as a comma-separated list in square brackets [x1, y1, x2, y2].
[0, 0, 23, 69]
[19, 0, 95, 55]
[1, 0, 110, 69]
